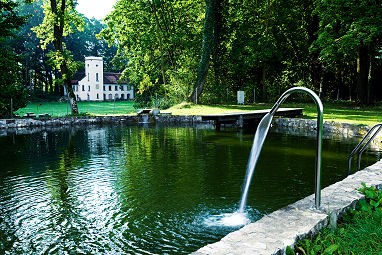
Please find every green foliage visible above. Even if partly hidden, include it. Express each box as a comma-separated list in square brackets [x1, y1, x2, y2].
[32, 0, 85, 114]
[0, 0, 26, 39]
[67, 17, 118, 71]
[32, 0, 84, 50]
[47, 49, 80, 81]
[0, 0, 28, 117]
[285, 245, 295, 255]
[313, 0, 382, 103]
[356, 182, 382, 213]
[101, 0, 204, 107]
[314, 0, 382, 65]
[5, 0, 381, 108]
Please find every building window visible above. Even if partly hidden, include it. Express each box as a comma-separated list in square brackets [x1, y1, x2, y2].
[96, 73, 99, 82]
[103, 86, 105, 91]
[127, 94, 130, 99]
[108, 94, 112, 100]
[88, 73, 89, 81]
[115, 94, 119, 100]
[88, 86, 90, 91]
[82, 85, 85, 91]
[109, 86, 112, 91]
[103, 94, 106, 100]
[115, 85, 118, 91]
[97, 93, 99, 99]
[87, 94, 90, 101]
[96, 84, 99, 90]
[121, 94, 125, 100]
[121, 85, 124, 91]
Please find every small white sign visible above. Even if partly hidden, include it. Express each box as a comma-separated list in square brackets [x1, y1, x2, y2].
[237, 91, 245, 104]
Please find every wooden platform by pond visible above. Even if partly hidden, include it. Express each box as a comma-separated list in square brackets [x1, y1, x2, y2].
[201, 108, 303, 129]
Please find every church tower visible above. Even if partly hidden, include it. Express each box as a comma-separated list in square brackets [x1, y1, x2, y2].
[85, 57, 103, 101]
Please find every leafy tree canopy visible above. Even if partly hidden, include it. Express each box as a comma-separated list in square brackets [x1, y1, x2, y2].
[0, 0, 28, 118]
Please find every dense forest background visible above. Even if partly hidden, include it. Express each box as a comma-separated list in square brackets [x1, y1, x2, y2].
[1, 0, 382, 116]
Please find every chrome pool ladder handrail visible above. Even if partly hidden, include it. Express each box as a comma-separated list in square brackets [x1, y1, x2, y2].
[348, 123, 382, 175]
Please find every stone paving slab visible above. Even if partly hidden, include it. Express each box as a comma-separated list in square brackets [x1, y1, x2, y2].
[192, 160, 382, 255]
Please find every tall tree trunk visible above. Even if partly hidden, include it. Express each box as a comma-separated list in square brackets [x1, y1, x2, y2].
[357, 45, 370, 104]
[48, 71, 53, 94]
[51, 0, 78, 114]
[61, 62, 78, 113]
[191, 0, 215, 103]
[212, 0, 225, 101]
[305, 1, 322, 93]
[151, 1, 167, 86]
[259, 66, 267, 101]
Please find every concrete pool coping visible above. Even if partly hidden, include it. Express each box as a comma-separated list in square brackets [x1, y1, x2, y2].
[192, 159, 382, 255]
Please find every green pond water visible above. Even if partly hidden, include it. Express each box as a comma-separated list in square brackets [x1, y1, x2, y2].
[0, 124, 380, 254]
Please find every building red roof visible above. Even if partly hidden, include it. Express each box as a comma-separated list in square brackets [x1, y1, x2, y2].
[71, 72, 86, 85]
[71, 72, 128, 85]
[104, 72, 123, 84]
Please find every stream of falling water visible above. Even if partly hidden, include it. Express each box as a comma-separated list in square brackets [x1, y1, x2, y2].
[238, 113, 274, 213]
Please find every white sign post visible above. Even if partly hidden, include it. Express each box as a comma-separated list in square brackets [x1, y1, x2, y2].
[237, 91, 245, 104]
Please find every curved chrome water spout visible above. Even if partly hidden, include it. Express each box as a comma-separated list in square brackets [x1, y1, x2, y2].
[239, 86, 323, 211]
[270, 87, 323, 209]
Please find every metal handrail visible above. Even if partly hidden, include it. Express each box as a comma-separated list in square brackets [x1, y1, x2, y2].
[348, 124, 382, 175]
[269, 87, 323, 209]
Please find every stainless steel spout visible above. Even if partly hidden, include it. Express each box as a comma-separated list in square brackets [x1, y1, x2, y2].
[269, 87, 323, 209]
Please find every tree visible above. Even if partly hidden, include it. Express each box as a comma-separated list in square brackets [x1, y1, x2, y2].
[101, 0, 204, 108]
[190, 0, 215, 103]
[12, 0, 56, 96]
[33, 0, 84, 114]
[314, 0, 382, 104]
[0, 0, 28, 118]
[66, 17, 118, 72]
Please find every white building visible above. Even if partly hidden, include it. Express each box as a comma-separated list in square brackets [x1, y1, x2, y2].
[72, 57, 134, 101]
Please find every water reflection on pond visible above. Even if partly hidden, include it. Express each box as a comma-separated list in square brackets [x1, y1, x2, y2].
[0, 124, 380, 254]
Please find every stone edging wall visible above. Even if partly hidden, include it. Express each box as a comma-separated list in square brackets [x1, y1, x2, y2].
[0, 116, 138, 129]
[0, 115, 376, 140]
[273, 117, 370, 137]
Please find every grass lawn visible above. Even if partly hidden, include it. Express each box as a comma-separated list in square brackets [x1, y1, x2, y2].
[16, 101, 136, 117]
[16, 100, 382, 126]
[167, 101, 382, 126]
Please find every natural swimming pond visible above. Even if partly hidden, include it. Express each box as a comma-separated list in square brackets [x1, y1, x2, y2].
[0, 124, 380, 254]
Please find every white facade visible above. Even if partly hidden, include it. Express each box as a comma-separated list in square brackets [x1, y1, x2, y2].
[73, 57, 134, 101]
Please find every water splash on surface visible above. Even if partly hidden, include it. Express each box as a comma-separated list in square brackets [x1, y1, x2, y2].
[204, 212, 250, 227]
[238, 113, 274, 212]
